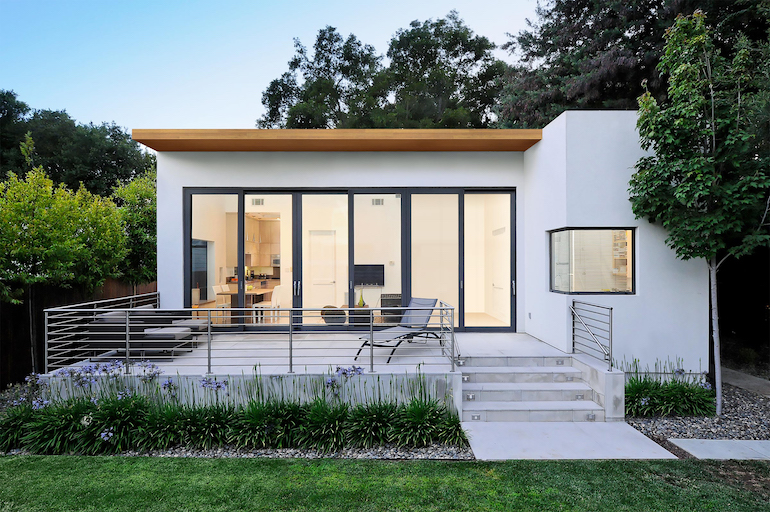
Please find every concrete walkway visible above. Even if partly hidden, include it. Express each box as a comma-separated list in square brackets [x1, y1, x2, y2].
[463, 422, 676, 460]
[669, 439, 770, 460]
[723, 367, 770, 397]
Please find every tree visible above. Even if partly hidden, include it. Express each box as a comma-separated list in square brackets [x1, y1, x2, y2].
[497, 0, 769, 128]
[0, 136, 126, 372]
[630, 12, 770, 414]
[381, 11, 505, 128]
[256, 12, 506, 128]
[258, 27, 382, 128]
[0, 90, 156, 196]
[113, 171, 157, 291]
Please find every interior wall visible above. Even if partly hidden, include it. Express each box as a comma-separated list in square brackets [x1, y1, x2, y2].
[411, 194, 459, 324]
[483, 194, 511, 323]
[191, 194, 236, 303]
[464, 195, 485, 312]
[302, 195, 349, 307]
[353, 194, 401, 306]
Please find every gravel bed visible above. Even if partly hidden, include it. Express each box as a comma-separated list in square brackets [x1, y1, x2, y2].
[627, 383, 770, 441]
[2, 444, 474, 460]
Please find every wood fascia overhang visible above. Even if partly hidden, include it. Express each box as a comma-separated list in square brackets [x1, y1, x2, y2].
[131, 129, 542, 152]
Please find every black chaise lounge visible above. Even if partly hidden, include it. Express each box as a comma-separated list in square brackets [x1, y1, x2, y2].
[354, 297, 439, 363]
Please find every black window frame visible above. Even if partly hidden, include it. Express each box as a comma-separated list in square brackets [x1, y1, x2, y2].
[548, 227, 636, 295]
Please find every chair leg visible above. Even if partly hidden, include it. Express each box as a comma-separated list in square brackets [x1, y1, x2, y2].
[386, 339, 406, 364]
[354, 341, 367, 361]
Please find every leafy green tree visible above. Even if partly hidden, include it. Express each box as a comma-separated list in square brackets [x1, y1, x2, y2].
[630, 12, 770, 414]
[497, 0, 769, 128]
[258, 27, 382, 128]
[0, 136, 126, 372]
[113, 171, 157, 291]
[0, 91, 155, 196]
[381, 11, 504, 128]
[257, 12, 505, 128]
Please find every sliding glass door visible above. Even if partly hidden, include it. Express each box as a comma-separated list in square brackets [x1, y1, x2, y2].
[187, 189, 515, 331]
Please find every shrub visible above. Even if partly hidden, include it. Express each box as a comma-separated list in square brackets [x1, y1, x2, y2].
[179, 404, 235, 450]
[0, 404, 33, 452]
[80, 393, 151, 454]
[345, 402, 397, 448]
[136, 403, 185, 452]
[625, 375, 715, 417]
[297, 400, 348, 452]
[436, 413, 467, 447]
[390, 399, 444, 448]
[22, 398, 94, 454]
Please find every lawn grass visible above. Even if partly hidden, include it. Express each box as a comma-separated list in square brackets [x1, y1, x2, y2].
[0, 456, 768, 511]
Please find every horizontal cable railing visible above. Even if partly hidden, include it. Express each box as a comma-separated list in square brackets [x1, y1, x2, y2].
[569, 300, 612, 371]
[45, 300, 459, 375]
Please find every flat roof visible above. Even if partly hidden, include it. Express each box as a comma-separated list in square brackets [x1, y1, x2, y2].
[131, 129, 542, 152]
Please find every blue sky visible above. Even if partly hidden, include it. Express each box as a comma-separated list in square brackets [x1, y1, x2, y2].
[0, 0, 537, 129]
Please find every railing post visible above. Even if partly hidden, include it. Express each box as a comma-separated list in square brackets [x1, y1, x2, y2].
[207, 309, 212, 375]
[450, 308, 456, 373]
[124, 310, 131, 374]
[571, 300, 576, 354]
[369, 308, 375, 373]
[288, 308, 294, 373]
[608, 307, 613, 372]
[44, 310, 49, 374]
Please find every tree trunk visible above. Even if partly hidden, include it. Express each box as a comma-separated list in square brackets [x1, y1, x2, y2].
[27, 284, 38, 374]
[709, 257, 722, 416]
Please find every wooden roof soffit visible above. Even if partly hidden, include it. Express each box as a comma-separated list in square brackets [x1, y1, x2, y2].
[131, 129, 542, 152]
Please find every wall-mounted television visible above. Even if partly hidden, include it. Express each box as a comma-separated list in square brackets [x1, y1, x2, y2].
[354, 264, 385, 286]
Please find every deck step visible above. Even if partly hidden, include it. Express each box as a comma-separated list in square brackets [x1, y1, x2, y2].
[462, 400, 604, 422]
[459, 356, 572, 368]
[462, 366, 581, 384]
[462, 382, 594, 402]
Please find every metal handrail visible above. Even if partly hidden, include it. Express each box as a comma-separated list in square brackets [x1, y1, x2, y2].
[45, 300, 457, 375]
[569, 300, 612, 372]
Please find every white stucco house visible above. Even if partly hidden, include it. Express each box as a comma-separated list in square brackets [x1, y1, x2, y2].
[131, 110, 707, 374]
[83, 109, 708, 422]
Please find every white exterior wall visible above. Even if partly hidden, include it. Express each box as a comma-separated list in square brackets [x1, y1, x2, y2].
[522, 111, 708, 371]
[157, 151, 528, 332]
[155, 110, 709, 372]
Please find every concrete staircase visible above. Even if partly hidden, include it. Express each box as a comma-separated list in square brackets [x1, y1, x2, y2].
[459, 355, 607, 422]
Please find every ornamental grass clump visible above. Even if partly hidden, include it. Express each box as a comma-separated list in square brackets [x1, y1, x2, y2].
[79, 393, 151, 454]
[297, 399, 349, 452]
[21, 398, 94, 454]
[344, 402, 397, 449]
[390, 399, 445, 448]
[625, 361, 716, 417]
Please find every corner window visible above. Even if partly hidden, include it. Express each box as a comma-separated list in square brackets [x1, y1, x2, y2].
[550, 228, 634, 294]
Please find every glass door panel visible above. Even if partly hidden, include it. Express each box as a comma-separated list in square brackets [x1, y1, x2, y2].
[302, 195, 349, 324]
[411, 194, 459, 327]
[353, 193, 401, 325]
[464, 193, 511, 327]
[191, 194, 240, 314]
[244, 194, 292, 324]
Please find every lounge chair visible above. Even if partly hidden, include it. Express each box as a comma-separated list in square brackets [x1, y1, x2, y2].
[354, 297, 439, 363]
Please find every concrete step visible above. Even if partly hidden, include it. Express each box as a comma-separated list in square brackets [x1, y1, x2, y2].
[462, 382, 594, 402]
[462, 366, 582, 384]
[459, 356, 572, 368]
[462, 400, 605, 422]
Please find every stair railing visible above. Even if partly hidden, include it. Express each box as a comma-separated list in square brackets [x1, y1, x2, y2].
[569, 300, 612, 372]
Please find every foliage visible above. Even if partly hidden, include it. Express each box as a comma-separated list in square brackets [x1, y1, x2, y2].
[257, 11, 505, 129]
[629, 11, 770, 414]
[232, 400, 307, 449]
[626, 375, 716, 417]
[297, 399, 349, 452]
[0, 90, 155, 196]
[179, 403, 235, 450]
[496, 0, 769, 128]
[112, 171, 157, 286]
[20, 398, 93, 455]
[344, 402, 397, 448]
[0, 405, 32, 453]
[0, 167, 126, 304]
[389, 399, 445, 448]
[258, 26, 382, 128]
